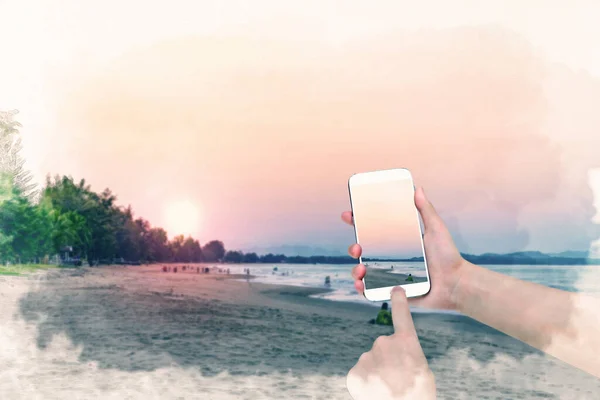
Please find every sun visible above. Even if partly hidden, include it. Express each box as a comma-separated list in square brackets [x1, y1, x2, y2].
[164, 200, 200, 238]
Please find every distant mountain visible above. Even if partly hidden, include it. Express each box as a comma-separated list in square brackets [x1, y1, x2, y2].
[463, 251, 599, 265]
[366, 250, 600, 265]
[549, 250, 590, 258]
[483, 250, 590, 259]
[242, 245, 345, 258]
[478, 251, 553, 259]
[234, 247, 599, 265]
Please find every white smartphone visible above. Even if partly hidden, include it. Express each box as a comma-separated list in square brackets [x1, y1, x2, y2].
[348, 168, 431, 301]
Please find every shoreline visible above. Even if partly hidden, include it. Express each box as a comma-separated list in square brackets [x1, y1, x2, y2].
[4, 265, 600, 399]
[113, 264, 380, 320]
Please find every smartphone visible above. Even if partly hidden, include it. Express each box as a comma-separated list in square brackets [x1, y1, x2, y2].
[348, 168, 431, 301]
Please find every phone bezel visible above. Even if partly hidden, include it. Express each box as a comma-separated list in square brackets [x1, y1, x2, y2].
[348, 168, 431, 301]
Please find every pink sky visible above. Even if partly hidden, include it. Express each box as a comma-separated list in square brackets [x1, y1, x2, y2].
[2, 1, 600, 255]
[351, 179, 423, 258]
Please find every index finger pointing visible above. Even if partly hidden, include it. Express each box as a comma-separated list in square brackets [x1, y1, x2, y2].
[391, 287, 418, 337]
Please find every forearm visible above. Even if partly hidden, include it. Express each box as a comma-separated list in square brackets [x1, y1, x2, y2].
[453, 261, 600, 378]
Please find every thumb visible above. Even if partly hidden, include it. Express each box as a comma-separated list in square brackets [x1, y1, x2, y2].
[414, 186, 442, 234]
[391, 287, 418, 337]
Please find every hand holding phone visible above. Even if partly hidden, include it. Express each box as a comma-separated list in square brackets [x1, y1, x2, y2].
[345, 182, 467, 310]
[348, 168, 431, 301]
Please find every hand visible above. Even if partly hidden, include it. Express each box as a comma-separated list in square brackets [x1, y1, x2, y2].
[342, 186, 467, 310]
[346, 287, 436, 400]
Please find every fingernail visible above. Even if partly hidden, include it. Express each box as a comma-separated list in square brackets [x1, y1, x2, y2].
[392, 286, 404, 293]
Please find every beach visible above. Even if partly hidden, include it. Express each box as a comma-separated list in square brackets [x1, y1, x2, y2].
[361, 267, 428, 289]
[1, 265, 600, 399]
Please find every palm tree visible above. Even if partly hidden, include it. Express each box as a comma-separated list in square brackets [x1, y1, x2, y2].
[0, 110, 37, 200]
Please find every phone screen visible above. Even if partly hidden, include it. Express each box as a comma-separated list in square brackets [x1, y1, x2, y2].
[350, 175, 428, 291]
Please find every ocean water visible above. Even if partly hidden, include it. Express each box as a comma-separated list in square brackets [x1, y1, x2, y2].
[230, 262, 600, 309]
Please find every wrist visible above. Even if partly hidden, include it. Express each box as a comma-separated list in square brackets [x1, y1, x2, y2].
[449, 259, 474, 312]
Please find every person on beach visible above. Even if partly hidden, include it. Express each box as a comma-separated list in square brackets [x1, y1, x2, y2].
[405, 273, 414, 282]
[342, 186, 600, 400]
[369, 302, 393, 326]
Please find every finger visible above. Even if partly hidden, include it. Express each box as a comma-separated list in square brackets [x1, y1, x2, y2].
[348, 244, 362, 258]
[341, 211, 354, 226]
[354, 280, 364, 293]
[391, 286, 418, 337]
[414, 187, 443, 234]
[351, 264, 366, 280]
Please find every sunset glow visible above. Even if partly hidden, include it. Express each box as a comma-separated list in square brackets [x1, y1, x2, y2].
[351, 178, 423, 259]
[2, 1, 600, 254]
[164, 200, 200, 238]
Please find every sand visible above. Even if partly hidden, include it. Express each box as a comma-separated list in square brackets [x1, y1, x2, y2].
[1, 265, 600, 399]
[363, 268, 428, 289]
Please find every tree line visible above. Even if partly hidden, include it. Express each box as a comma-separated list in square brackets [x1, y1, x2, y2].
[1, 110, 356, 266]
[0, 110, 227, 265]
[0, 172, 225, 265]
[0, 172, 356, 265]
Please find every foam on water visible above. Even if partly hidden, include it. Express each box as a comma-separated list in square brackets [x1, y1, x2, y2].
[232, 263, 600, 315]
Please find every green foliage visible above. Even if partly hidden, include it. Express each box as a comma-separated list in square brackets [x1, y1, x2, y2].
[19, 175, 219, 265]
[242, 252, 259, 263]
[145, 227, 171, 262]
[0, 110, 361, 267]
[0, 110, 38, 200]
[223, 250, 244, 263]
[0, 263, 57, 276]
[202, 240, 225, 262]
[0, 172, 52, 263]
[0, 168, 358, 266]
[0, 173, 14, 256]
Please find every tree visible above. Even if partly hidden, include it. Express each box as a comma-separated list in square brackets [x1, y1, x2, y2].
[0, 110, 37, 200]
[169, 235, 185, 261]
[115, 206, 143, 261]
[202, 240, 225, 262]
[0, 189, 53, 263]
[259, 253, 286, 263]
[243, 252, 259, 263]
[223, 250, 244, 263]
[146, 227, 171, 262]
[179, 237, 203, 262]
[134, 217, 151, 261]
[0, 173, 14, 258]
[41, 176, 120, 264]
[48, 208, 91, 257]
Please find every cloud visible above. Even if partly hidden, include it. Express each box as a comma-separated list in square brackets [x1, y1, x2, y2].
[48, 25, 599, 252]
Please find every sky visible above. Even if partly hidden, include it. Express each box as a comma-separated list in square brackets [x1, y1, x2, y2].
[1, 0, 600, 255]
[351, 177, 423, 259]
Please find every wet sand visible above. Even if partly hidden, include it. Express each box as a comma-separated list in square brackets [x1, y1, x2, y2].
[2, 265, 600, 399]
[364, 268, 428, 289]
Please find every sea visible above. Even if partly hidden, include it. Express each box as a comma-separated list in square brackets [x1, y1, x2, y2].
[229, 262, 600, 309]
